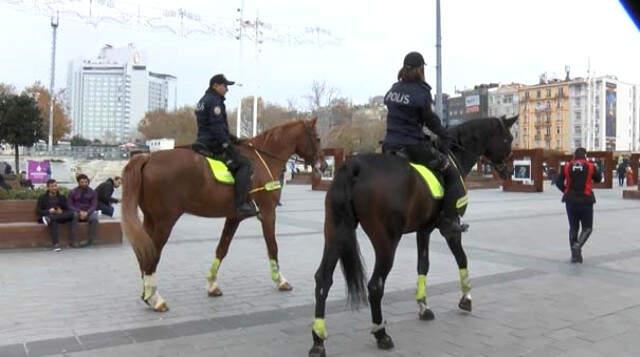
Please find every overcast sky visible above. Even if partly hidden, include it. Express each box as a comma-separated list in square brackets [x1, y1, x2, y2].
[0, 0, 638, 110]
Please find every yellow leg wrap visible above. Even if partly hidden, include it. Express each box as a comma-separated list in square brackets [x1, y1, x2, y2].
[142, 274, 157, 301]
[207, 258, 221, 282]
[456, 195, 469, 209]
[415, 275, 427, 301]
[459, 268, 471, 294]
[313, 318, 328, 340]
[269, 259, 280, 283]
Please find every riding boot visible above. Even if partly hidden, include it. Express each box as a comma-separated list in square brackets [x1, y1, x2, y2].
[438, 212, 468, 237]
[569, 230, 579, 263]
[574, 228, 592, 249]
[233, 164, 257, 218]
[572, 228, 592, 264]
[438, 163, 468, 237]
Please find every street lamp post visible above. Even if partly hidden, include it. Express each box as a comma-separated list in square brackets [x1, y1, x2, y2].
[435, 0, 443, 121]
[48, 13, 59, 152]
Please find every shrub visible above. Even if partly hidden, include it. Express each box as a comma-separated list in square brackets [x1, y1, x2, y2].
[0, 187, 69, 200]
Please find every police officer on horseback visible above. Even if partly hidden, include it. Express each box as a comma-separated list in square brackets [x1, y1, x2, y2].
[194, 74, 257, 217]
[382, 51, 468, 235]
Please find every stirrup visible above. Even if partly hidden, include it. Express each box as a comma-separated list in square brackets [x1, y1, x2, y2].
[236, 201, 258, 218]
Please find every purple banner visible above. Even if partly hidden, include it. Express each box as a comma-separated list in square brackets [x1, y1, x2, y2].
[27, 160, 51, 184]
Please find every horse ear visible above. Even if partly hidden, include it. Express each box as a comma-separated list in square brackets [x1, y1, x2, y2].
[309, 117, 318, 127]
[504, 115, 519, 128]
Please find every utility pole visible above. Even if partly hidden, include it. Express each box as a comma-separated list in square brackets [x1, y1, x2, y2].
[236, 0, 245, 137]
[48, 12, 59, 153]
[435, 0, 443, 121]
[252, 13, 262, 137]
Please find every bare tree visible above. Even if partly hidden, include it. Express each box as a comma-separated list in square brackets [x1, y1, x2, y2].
[305, 80, 337, 112]
[138, 107, 197, 146]
[23, 82, 71, 144]
[0, 83, 16, 96]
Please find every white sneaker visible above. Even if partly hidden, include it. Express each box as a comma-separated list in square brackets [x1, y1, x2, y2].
[41, 216, 50, 226]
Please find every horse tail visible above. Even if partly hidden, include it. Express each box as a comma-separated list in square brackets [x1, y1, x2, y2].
[327, 159, 368, 308]
[121, 154, 157, 272]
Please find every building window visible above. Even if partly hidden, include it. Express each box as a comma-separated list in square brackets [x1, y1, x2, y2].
[546, 89, 551, 97]
[559, 88, 564, 97]
[537, 90, 541, 98]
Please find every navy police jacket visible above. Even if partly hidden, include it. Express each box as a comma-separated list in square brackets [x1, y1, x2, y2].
[195, 89, 230, 143]
[383, 81, 450, 147]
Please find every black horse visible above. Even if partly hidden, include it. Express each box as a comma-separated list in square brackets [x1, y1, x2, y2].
[309, 116, 518, 356]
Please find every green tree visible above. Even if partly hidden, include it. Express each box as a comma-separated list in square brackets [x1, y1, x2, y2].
[0, 93, 43, 172]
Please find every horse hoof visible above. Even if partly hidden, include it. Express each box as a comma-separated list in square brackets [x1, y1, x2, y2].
[376, 335, 394, 350]
[458, 296, 472, 312]
[308, 345, 326, 357]
[278, 281, 293, 291]
[419, 308, 435, 321]
[208, 287, 223, 297]
[154, 302, 169, 312]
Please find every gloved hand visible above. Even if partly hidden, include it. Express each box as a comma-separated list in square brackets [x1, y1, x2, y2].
[427, 149, 450, 171]
[436, 137, 452, 152]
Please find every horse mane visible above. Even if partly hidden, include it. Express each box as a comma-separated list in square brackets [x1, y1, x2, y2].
[448, 117, 503, 154]
[248, 119, 305, 147]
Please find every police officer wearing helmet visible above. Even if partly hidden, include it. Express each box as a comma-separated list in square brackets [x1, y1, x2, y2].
[555, 148, 602, 263]
[382, 51, 468, 235]
[194, 74, 257, 218]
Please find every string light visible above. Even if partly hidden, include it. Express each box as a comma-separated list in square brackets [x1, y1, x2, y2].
[1, 0, 341, 46]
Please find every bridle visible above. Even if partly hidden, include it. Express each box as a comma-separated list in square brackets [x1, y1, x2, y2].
[450, 118, 513, 173]
[240, 122, 320, 166]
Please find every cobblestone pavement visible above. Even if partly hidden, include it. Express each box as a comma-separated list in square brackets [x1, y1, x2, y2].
[1, 183, 639, 356]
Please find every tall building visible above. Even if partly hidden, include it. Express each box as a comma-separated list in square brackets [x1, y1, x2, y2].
[569, 76, 639, 152]
[517, 77, 571, 151]
[67, 44, 177, 143]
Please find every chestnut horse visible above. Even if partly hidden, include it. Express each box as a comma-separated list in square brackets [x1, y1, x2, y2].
[121, 118, 323, 311]
[309, 116, 518, 356]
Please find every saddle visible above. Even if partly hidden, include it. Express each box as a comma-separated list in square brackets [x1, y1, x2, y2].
[191, 143, 281, 192]
[382, 146, 444, 199]
[191, 142, 234, 184]
[409, 163, 444, 199]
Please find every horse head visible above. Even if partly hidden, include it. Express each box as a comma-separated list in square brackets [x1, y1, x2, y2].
[484, 115, 518, 179]
[296, 117, 328, 174]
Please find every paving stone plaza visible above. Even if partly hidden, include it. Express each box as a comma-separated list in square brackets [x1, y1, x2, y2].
[1, 183, 640, 356]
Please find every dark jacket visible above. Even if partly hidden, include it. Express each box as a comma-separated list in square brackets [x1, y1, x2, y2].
[555, 159, 603, 204]
[36, 192, 70, 220]
[617, 163, 627, 177]
[95, 178, 118, 205]
[383, 81, 451, 147]
[195, 89, 230, 144]
[68, 186, 98, 214]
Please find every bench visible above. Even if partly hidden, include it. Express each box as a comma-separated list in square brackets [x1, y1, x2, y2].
[0, 200, 123, 249]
